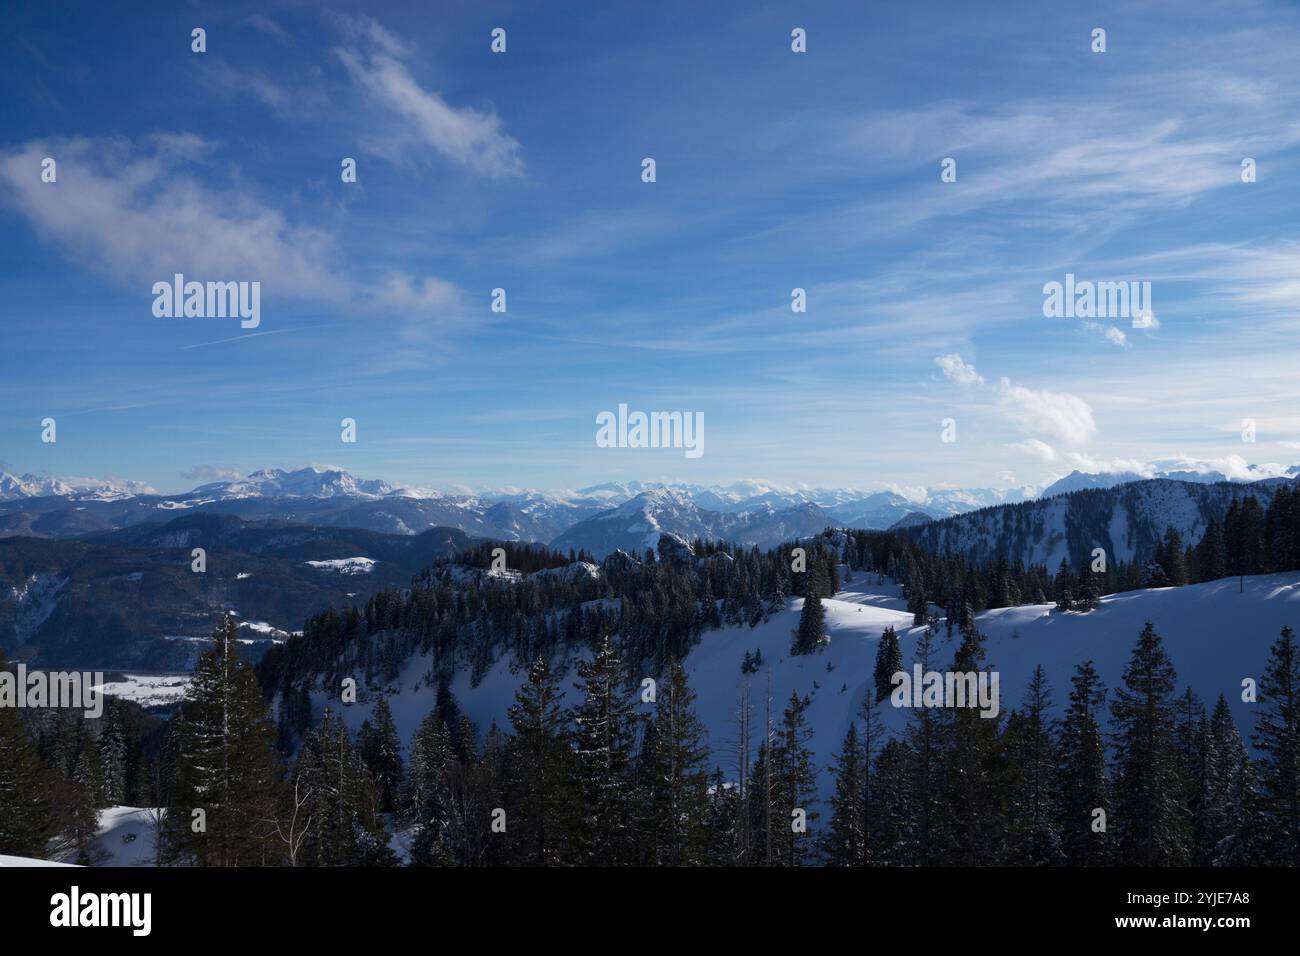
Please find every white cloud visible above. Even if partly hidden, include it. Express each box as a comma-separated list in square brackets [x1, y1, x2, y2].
[0, 136, 346, 300]
[1008, 439, 1058, 462]
[182, 465, 243, 482]
[371, 273, 463, 315]
[996, 377, 1096, 446]
[936, 353, 1096, 446]
[335, 18, 523, 178]
[934, 353, 985, 386]
[1060, 453, 1154, 477]
[0, 136, 475, 337]
[1082, 322, 1130, 348]
[1151, 454, 1292, 481]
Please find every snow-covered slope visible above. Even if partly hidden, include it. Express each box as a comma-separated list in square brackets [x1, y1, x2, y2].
[548, 489, 834, 557]
[322, 572, 1300, 809]
[907, 477, 1286, 568]
[191, 465, 396, 500]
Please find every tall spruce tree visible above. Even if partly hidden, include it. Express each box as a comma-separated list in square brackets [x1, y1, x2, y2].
[637, 658, 710, 865]
[1195, 519, 1227, 582]
[357, 695, 403, 814]
[873, 626, 903, 703]
[404, 708, 456, 865]
[869, 739, 917, 866]
[1006, 665, 1063, 864]
[1111, 622, 1191, 865]
[570, 636, 638, 864]
[821, 723, 865, 865]
[163, 615, 283, 866]
[1057, 660, 1111, 865]
[772, 691, 818, 866]
[791, 591, 827, 655]
[294, 708, 395, 866]
[1053, 558, 1074, 612]
[504, 656, 575, 865]
[0, 649, 54, 857]
[1172, 687, 1210, 861]
[96, 697, 129, 807]
[940, 617, 1005, 864]
[1206, 694, 1260, 865]
[1253, 625, 1300, 865]
[857, 694, 886, 865]
[904, 626, 943, 864]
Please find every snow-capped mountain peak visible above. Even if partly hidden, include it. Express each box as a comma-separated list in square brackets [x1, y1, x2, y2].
[191, 465, 395, 501]
[0, 471, 156, 501]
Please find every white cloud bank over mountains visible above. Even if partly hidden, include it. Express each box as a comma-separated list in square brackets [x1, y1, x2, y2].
[935, 353, 1097, 446]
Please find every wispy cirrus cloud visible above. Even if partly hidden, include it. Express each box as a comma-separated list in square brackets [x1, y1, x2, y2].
[0, 134, 469, 346]
[0, 135, 346, 299]
[334, 17, 523, 178]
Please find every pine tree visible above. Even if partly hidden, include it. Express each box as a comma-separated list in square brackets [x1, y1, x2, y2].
[1253, 625, 1300, 865]
[294, 708, 395, 866]
[504, 657, 575, 865]
[907, 567, 927, 626]
[405, 708, 456, 865]
[1160, 527, 1189, 586]
[1075, 564, 1101, 612]
[940, 617, 1004, 864]
[821, 723, 864, 865]
[904, 627, 942, 864]
[854, 694, 886, 866]
[791, 590, 827, 655]
[638, 658, 711, 865]
[96, 697, 129, 807]
[163, 614, 283, 866]
[1057, 660, 1111, 865]
[1053, 558, 1074, 612]
[0, 649, 54, 857]
[771, 691, 818, 865]
[1172, 687, 1210, 861]
[570, 636, 638, 864]
[1195, 518, 1227, 582]
[869, 739, 917, 866]
[1111, 622, 1191, 865]
[873, 626, 902, 703]
[1206, 694, 1259, 865]
[44, 712, 102, 863]
[357, 695, 403, 814]
[1007, 665, 1063, 864]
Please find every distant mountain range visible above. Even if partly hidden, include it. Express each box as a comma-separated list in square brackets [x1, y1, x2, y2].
[5, 462, 1299, 669]
[0, 465, 1035, 555]
[0, 471, 156, 501]
[2, 463, 1297, 560]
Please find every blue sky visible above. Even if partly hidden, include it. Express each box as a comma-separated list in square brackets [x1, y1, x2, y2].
[3, 0, 1300, 495]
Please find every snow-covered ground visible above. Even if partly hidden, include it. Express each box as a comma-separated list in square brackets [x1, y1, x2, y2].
[0, 854, 77, 867]
[305, 557, 377, 574]
[321, 571, 1300, 807]
[70, 808, 163, 866]
[91, 674, 191, 707]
